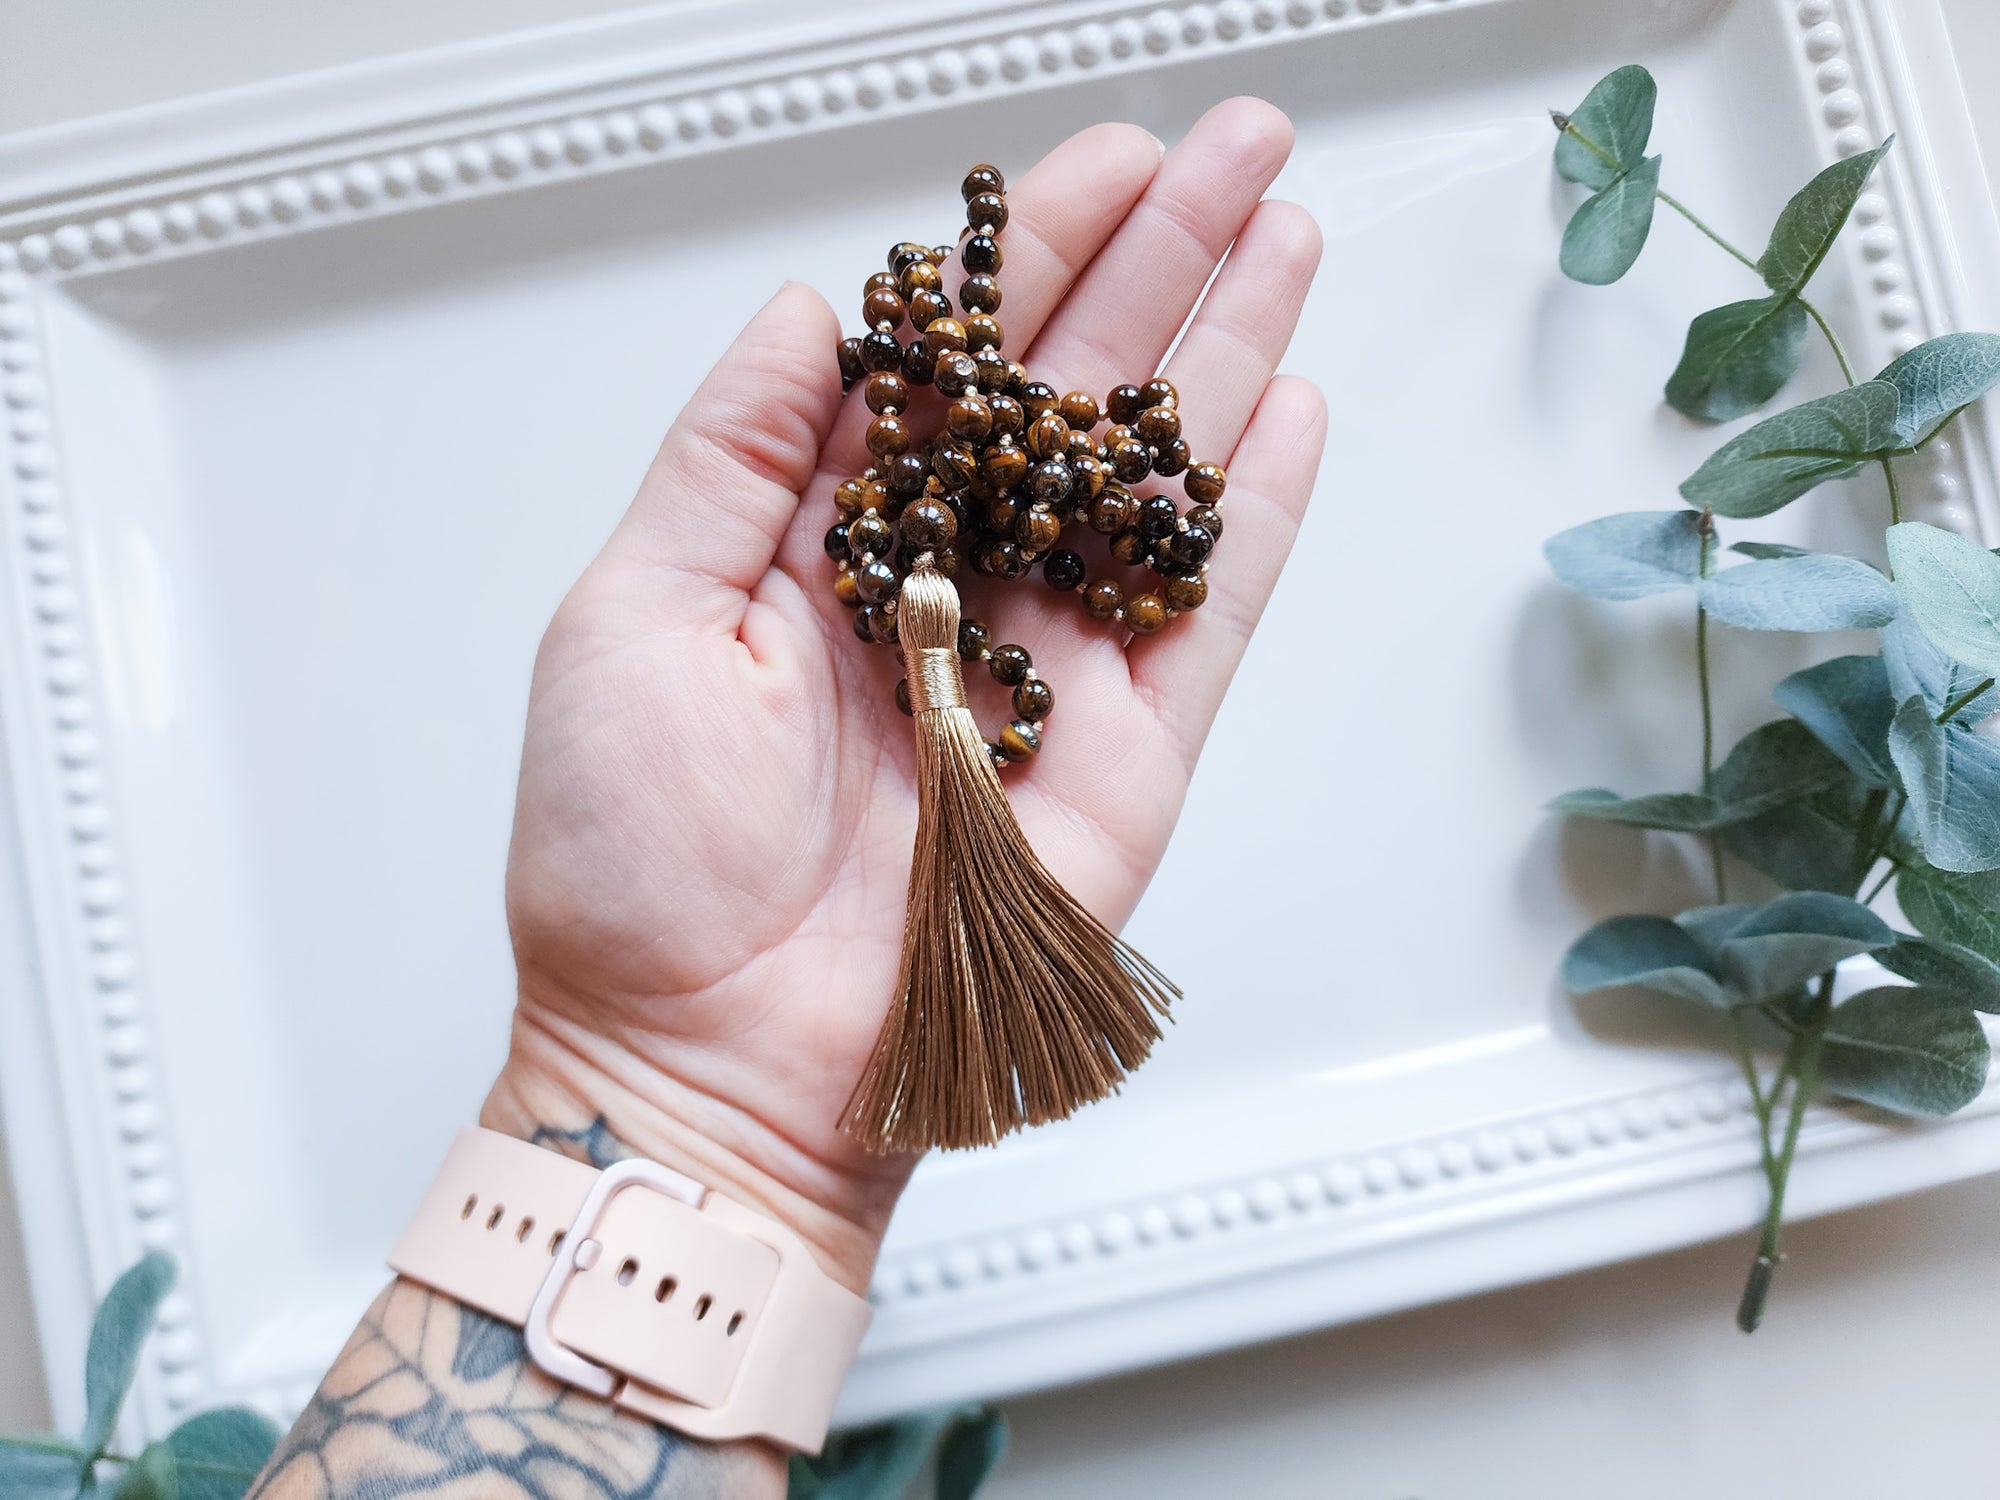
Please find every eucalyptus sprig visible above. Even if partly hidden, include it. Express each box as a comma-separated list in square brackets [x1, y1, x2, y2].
[1546, 65, 2000, 1330]
[0, 1254, 281, 1499]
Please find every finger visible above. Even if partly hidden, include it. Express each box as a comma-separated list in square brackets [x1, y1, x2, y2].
[609, 280, 843, 629]
[1156, 198, 1322, 461]
[807, 122, 1164, 499]
[1026, 96, 1294, 399]
[1128, 374, 1328, 764]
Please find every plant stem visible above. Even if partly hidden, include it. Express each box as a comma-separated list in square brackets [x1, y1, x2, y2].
[1696, 514, 1726, 901]
[1654, 188, 1761, 272]
[1939, 678, 1996, 725]
[1860, 860, 1900, 905]
[1800, 298, 1858, 386]
[1738, 975, 1832, 1333]
[1882, 455, 1903, 526]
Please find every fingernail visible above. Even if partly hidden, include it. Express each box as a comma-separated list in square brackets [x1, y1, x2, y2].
[1146, 130, 1167, 158]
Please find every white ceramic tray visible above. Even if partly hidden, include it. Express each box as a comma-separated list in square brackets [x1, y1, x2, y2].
[4, 0, 1999, 1440]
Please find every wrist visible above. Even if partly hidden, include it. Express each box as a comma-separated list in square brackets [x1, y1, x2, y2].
[481, 1003, 909, 1297]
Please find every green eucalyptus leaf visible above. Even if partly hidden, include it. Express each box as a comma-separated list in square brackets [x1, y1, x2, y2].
[1884, 614, 1998, 725]
[1879, 934, 2000, 1013]
[1664, 295, 1810, 422]
[1709, 717, 1851, 815]
[1732, 540, 1811, 560]
[935, 1408, 1007, 1500]
[1897, 864, 2000, 964]
[1888, 695, 2000, 873]
[1555, 65, 1657, 189]
[1560, 155, 1662, 285]
[112, 1442, 175, 1500]
[1885, 522, 2000, 677]
[0, 1442, 89, 1500]
[85, 1253, 175, 1458]
[1563, 914, 1732, 1006]
[1679, 380, 1901, 518]
[1548, 787, 1722, 831]
[810, 1416, 950, 1500]
[1772, 655, 1897, 787]
[1675, 903, 1757, 958]
[1878, 331, 2000, 446]
[1820, 986, 1990, 1115]
[1758, 139, 1893, 294]
[160, 1409, 280, 1500]
[1715, 891, 1893, 999]
[1721, 773, 1873, 894]
[1697, 553, 1897, 632]
[1543, 510, 1703, 599]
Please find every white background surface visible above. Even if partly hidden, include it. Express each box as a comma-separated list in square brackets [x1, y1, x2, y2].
[4, 2, 2000, 1495]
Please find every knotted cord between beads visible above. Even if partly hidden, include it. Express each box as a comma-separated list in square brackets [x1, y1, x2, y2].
[828, 161, 1232, 772]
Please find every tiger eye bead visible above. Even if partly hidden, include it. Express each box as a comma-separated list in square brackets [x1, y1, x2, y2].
[923, 318, 969, 357]
[1017, 505, 1062, 553]
[933, 540, 965, 579]
[1026, 410, 1071, 460]
[960, 273, 1002, 313]
[1064, 429, 1098, 464]
[961, 163, 1005, 200]
[1000, 361, 1030, 397]
[834, 477, 870, 517]
[833, 568, 861, 606]
[1135, 405, 1181, 446]
[1088, 487, 1136, 534]
[900, 499, 957, 549]
[966, 191, 1009, 232]
[863, 288, 906, 331]
[988, 643, 1032, 685]
[884, 451, 929, 496]
[890, 240, 930, 273]
[1152, 436, 1191, 477]
[1163, 574, 1209, 611]
[1013, 679, 1054, 721]
[982, 444, 1029, 491]
[908, 288, 951, 329]
[864, 371, 909, 414]
[1136, 493, 1179, 542]
[962, 234, 1002, 275]
[847, 510, 893, 556]
[1025, 458, 1073, 505]
[1109, 528, 1147, 566]
[1106, 383, 1147, 424]
[986, 394, 1026, 439]
[964, 315, 1004, 351]
[982, 540, 1028, 580]
[860, 329, 902, 372]
[984, 493, 1023, 533]
[932, 441, 979, 490]
[900, 341, 937, 385]
[864, 270, 900, 296]
[1020, 382, 1059, 417]
[1058, 391, 1101, 431]
[1082, 579, 1124, 620]
[900, 260, 942, 298]
[971, 347, 1009, 389]
[1185, 463, 1228, 505]
[871, 598, 900, 644]
[932, 349, 979, 397]
[1140, 377, 1178, 409]
[958, 617, 992, 660]
[895, 678, 914, 716]
[1124, 593, 1169, 634]
[838, 337, 865, 388]
[824, 522, 852, 562]
[866, 414, 911, 458]
[945, 395, 992, 442]
[1170, 522, 1216, 566]
[853, 604, 879, 643]
[1069, 453, 1108, 502]
[1186, 504, 1224, 540]
[997, 719, 1042, 762]
[856, 559, 899, 604]
[1108, 436, 1153, 483]
[1042, 548, 1086, 591]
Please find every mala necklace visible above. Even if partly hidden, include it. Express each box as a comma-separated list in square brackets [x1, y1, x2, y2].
[829, 164, 1229, 1154]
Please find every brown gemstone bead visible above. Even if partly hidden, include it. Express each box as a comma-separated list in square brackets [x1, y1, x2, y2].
[989, 643, 1032, 685]
[1136, 493, 1179, 541]
[1106, 383, 1147, 424]
[900, 499, 957, 549]
[823, 522, 851, 562]
[962, 164, 1005, 200]
[1064, 429, 1098, 463]
[901, 341, 937, 385]
[1152, 436, 1191, 476]
[833, 568, 861, 606]
[932, 441, 979, 489]
[1043, 548, 1086, 591]
[890, 240, 930, 272]
[982, 540, 1028, 579]
[966, 191, 1009, 232]
[854, 604, 879, 643]
[923, 318, 969, 357]
[1026, 410, 1071, 459]
[932, 350, 979, 397]
[864, 372, 909, 415]
[900, 260, 942, 297]
[997, 719, 1042, 762]
[946, 395, 993, 441]
[860, 329, 902, 372]
[1186, 504, 1224, 539]
[971, 347, 1009, 388]
[982, 444, 1029, 490]
[1088, 487, 1136, 534]
[1140, 377, 1178, 409]
[1108, 437, 1153, 483]
[964, 315, 1004, 351]
[871, 598, 901, 643]
[958, 617, 992, 659]
[1070, 454, 1109, 502]
[909, 288, 951, 329]
[863, 288, 906, 331]
[932, 540, 965, 578]
[1109, 529, 1146, 566]
[1020, 382, 1059, 417]
[864, 270, 900, 296]
[884, 451, 928, 496]
[1013, 678, 1054, 721]
[847, 510, 893, 556]
[1026, 458, 1074, 505]
[866, 414, 911, 458]
[1170, 522, 1216, 566]
[1163, 574, 1209, 611]
[1185, 463, 1227, 504]
[1017, 506, 1062, 552]
[834, 477, 870, 517]
[962, 234, 1002, 274]
[984, 493, 1023, 532]
[1124, 593, 1168, 634]
[894, 678, 913, 716]
[1000, 361, 1031, 396]
[1058, 391, 1102, 431]
[856, 559, 899, 604]
[1135, 404, 1181, 446]
[960, 273, 1001, 313]
[838, 337, 865, 387]
[986, 394, 1026, 439]
[1082, 579, 1124, 620]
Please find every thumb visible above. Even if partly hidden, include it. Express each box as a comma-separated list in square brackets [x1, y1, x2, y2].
[609, 280, 842, 629]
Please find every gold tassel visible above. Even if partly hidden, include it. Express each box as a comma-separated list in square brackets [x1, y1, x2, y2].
[842, 559, 1180, 1153]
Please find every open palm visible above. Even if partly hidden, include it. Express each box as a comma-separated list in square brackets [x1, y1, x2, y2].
[491, 99, 1327, 1280]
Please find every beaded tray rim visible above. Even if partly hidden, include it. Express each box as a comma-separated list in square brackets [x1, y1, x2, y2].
[2, 0, 1998, 1438]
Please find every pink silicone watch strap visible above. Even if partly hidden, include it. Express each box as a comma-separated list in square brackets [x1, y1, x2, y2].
[387, 1127, 872, 1454]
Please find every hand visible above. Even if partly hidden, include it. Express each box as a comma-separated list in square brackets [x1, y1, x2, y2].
[484, 98, 1327, 1293]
